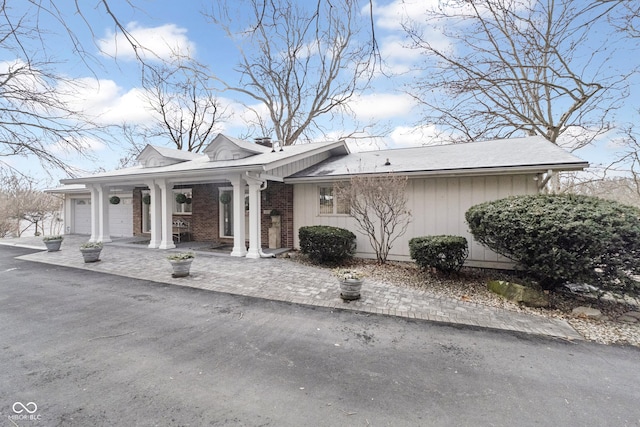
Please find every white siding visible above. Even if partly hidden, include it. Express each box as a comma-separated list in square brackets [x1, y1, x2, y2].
[269, 152, 331, 178]
[293, 174, 539, 269]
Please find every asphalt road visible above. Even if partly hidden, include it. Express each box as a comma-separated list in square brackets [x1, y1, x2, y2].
[1, 245, 639, 427]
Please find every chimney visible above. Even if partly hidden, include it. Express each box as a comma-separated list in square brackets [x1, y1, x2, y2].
[254, 137, 272, 148]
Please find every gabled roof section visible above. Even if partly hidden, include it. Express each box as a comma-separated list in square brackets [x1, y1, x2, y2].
[203, 133, 271, 161]
[287, 136, 589, 181]
[137, 144, 204, 168]
[60, 138, 349, 186]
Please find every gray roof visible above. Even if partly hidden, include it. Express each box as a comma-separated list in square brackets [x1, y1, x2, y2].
[61, 139, 349, 185]
[286, 136, 588, 181]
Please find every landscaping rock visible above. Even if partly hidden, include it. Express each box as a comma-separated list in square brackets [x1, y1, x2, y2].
[624, 311, 640, 320]
[617, 315, 639, 323]
[572, 306, 603, 320]
[487, 280, 549, 308]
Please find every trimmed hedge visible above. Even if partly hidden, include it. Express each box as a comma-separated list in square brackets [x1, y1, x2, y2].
[466, 194, 640, 293]
[299, 225, 356, 264]
[409, 235, 468, 273]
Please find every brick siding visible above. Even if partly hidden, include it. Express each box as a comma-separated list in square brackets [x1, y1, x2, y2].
[130, 182, 294, 248]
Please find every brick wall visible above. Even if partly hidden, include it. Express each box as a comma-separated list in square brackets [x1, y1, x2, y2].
[129, 182, 294, 248]
[132, 188, 143, 236]
[189, 183, 220, 241]
[261, 182, 294, 248]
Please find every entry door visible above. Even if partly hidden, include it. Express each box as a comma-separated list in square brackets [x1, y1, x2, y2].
[219, 189, 250, 238]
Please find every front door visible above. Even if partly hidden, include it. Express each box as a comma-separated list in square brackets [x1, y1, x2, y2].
[219, 188, 250, 238]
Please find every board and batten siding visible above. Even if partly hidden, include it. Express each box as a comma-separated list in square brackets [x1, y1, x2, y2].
[293, 174, 539, 269]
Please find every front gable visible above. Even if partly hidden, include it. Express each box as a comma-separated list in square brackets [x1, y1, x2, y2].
[203, 134, 270, 161]
[137, 145, 203, 168]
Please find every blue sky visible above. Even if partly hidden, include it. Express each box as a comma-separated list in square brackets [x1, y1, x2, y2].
[3, 0, 638, 186]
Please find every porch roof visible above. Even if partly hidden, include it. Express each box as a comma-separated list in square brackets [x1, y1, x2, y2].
[60, 139, 349, 186]
[286, 136, 589, 181]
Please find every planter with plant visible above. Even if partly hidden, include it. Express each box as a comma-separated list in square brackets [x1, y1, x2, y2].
[80, 241, 103, 263]
[335, 269, 364, 301]
[175, 193, 188, 204]
[43, 235, 64, 252]
[167, 252, 195, 278]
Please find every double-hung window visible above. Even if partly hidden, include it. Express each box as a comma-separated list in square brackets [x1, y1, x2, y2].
[318, 185, 349, 215]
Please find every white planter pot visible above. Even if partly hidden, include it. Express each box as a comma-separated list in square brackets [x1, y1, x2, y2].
[44, 239, 63, 252]
[80, 247, 102, 263]
[339, 279, 363, 301]
[169, 259, 193, 278]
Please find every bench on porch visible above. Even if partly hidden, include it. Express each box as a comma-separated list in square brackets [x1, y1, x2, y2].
[172, 218, 191, 243]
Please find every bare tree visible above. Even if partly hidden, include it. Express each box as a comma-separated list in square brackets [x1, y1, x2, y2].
[334, 174, 412, 264]
[137, 62, 227, 153]
[562, 171, 640, 207]
[606, 0, 640, 37]
[205, 0, 376, 146]
[0, 1, 142, 175]
[0, 2, 103, 174]
[607, 122, 640, 201]
[0, 171, 62, 237]
[403, 0, 626, 151]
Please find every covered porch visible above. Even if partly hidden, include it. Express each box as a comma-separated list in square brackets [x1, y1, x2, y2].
[85, 171, 279, 259]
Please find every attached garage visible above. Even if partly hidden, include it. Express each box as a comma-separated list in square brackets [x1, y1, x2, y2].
[72, 199, 91, 235]
[71, 195, 133, 237]
[108, 197, 133, 237]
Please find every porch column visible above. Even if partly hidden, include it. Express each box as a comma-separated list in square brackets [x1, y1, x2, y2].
[157, 179, 176, 249]
[245, 173, 267, 259]
[146, 181, 161, 248]
[88, 185, 99, 242]
[96, 184, 112, 243]
[229, 174, 247, 257]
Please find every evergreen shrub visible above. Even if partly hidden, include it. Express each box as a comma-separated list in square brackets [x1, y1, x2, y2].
[299, 225, 356, 264]
[465, 194, 640, 293]
[409, 235, 468, 273]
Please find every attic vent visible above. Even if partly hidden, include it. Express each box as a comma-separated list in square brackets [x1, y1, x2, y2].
[384, 158, 391, 166]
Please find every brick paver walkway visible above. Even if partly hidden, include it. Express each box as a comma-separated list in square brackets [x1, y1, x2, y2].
[2, 235, 583, 341]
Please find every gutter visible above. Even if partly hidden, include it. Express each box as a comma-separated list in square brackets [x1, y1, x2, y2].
[61, 164, 266, 186]
[283, 162, 589, 183]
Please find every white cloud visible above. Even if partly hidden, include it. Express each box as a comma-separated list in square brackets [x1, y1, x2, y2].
[97, 22, 196, 62]
[59, 78, 154, 126]
[374, 0, 437, 31]
[48, 136, 107, 156]
[389, 124, 444, 148]
[350, 92, 416, 120]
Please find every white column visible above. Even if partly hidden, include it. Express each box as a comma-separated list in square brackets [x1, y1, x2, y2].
[97, 185, 112, 242]
[245, 181, 261, 258]
[88, 185, 99, 242]
[245, 173, 267, 259]
[157, 179, 176, 250]
[229, 174, 247, 257]
[147, 181, 162, 248]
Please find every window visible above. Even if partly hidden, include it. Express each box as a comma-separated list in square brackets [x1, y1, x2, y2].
[173, 189, 192, 214]
[318, 186, 349, 215]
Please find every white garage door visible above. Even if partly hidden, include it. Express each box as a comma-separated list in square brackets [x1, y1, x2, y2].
[72, 197, 133, 237]
[73, 199, 91, 235]
[109, 198, 133, 237]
